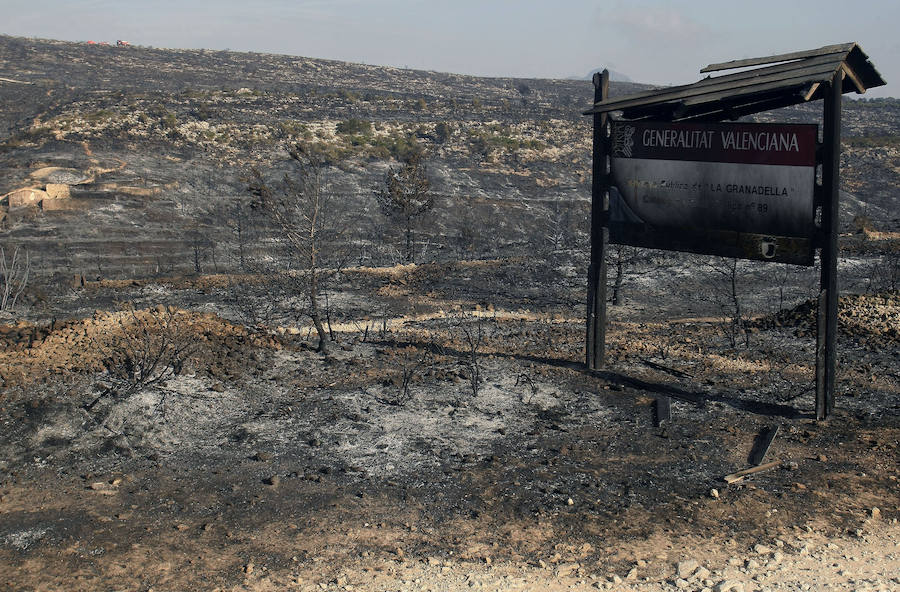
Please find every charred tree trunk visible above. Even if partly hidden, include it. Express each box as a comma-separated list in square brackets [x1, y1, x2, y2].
[308, 267, 329, 354]
[405, 215, 413, 263]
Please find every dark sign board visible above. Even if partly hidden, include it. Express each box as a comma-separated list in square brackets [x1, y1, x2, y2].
[608, 120, 818, 265]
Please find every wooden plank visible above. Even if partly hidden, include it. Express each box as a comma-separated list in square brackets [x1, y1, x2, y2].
[692, 53, 847, 87]
[678, 67, 840, 106]
[841, 64, 866, 94]
[584, 82, 707, 115]
[748, 425, 779, 466]
[673, 90, 814, 123]
[724, 460, 782, 484]
[844, 45, 888, 89]
[655, 86, 809, 121]
[627, 88, 811, 122]
[670, 87, 797, 119]
[586, 270, 596, 367]
[609, 226, 815, 266]
[815, 288, 828, 420]
[654, 396, 671, 427]
[584, 44, 884, 117]
[818, 71, 842, 420]
[587, 53, 842, 115]
[586, 70, 609, 370]
[585, 63, 839, 115]
[803, 82, 821, 102]
[700, 43, 855, 73]
[816, 290, 828, 420]
[592, 227, 608, 369]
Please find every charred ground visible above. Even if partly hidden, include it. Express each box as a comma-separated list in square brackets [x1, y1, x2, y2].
[0, 35, 898, 591]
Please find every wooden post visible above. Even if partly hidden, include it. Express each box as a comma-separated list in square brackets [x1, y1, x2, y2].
[816, 70, 842, 420]
[586, 70, 610, 370]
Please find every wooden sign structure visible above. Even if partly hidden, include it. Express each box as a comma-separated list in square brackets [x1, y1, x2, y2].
[584, 44, 886, 420]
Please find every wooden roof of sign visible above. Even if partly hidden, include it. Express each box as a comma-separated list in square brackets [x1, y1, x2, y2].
[584, 43, 886, 122]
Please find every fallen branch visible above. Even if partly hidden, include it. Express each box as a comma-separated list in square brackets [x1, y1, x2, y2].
[723, 459, 782, 484]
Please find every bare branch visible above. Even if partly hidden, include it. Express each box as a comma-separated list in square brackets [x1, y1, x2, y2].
[0, 246, 30, 312]
[246, 145, 351, 354]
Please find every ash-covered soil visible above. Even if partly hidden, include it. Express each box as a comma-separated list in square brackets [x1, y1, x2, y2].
[1, 258, 898, 592]
[1, 35, 899, 592]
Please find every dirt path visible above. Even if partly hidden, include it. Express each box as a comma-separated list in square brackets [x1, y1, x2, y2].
[1, 461, 897, 592]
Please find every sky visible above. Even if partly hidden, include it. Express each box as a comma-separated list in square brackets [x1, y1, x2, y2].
[2, 0, 897, 98]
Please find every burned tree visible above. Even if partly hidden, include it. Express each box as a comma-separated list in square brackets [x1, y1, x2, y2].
[700, 257, 751, 349]
[374, 152, 433, 263]
[223, 198, 254, 272]
[610, 244, 639, 306]
[247, 145, 344, 354]
[0, 245, 29, 312]
[187, 221, 213, 274]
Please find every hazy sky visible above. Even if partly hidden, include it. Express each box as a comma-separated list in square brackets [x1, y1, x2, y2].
[2, 0, 896, 97]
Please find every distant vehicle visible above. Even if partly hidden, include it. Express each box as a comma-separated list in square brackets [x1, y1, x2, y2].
[86, 40, 97, 45]
[116, 40, 130, 46]
[99, 41, 109, 46]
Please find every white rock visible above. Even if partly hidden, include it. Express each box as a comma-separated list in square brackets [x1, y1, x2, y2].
[714, 581, 744, 592]
[677, 559, 699, 579]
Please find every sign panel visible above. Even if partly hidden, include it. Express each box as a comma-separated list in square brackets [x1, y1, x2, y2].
[609, 121, 818, 263]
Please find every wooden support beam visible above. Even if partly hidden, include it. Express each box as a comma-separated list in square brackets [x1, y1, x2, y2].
[586, 70, 609, 370]
[841, 64, 866, 94]
[803, 82, 821, 101]
[816, 70, 842, 420]
[654, 396, 672, 427]
[700, 43, 855, 73]
[815, 287, 827, 418]
[586, 62, 839, 115]
[748, 425, 779, 466]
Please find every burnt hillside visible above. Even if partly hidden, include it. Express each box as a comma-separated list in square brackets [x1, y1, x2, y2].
[1, 34, 897, 281]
